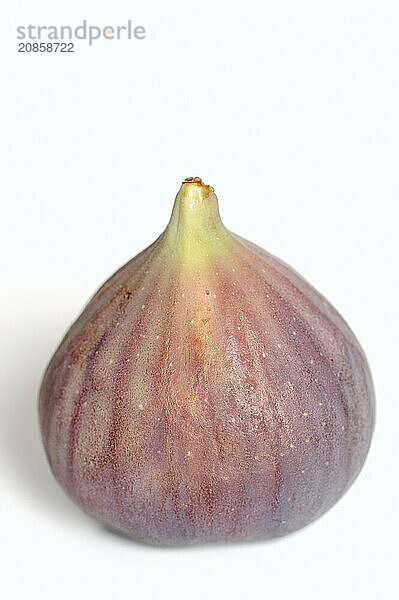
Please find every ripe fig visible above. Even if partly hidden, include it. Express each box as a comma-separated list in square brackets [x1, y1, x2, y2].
[39, 177, 375, 545]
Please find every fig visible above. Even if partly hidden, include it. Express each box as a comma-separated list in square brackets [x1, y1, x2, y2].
[39, 177, 375, 545]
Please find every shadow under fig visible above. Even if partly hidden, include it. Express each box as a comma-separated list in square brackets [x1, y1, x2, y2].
[2, 309, 90, 528]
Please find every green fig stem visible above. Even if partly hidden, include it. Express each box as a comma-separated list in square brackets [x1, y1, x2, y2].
[164, 178, 229, 265]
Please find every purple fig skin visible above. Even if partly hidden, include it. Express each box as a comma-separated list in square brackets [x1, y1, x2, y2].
[39, 180, 375, 545]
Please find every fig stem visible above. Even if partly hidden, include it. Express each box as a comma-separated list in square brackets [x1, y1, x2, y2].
[163, 178, 229, 266]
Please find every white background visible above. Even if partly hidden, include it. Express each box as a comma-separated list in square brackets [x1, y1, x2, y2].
[1, 1, 398, 599]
